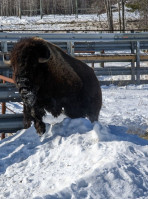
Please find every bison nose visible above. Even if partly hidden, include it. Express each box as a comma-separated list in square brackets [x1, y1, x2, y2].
[17, 82, 21, 88]
[20, 77, 28, 82]
[16, 77, 30, 87]
[20, 88, 28, 95]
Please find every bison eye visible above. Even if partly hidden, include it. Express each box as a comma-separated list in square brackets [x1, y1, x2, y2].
[32, 64, 37, 68]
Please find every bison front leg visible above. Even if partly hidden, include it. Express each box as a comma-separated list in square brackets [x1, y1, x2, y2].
[23, 104, 32, 129]
[31, 106, 46, 136]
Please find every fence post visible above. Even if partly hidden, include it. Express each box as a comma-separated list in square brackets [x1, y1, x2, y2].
[131, 60, 135, 83]
[1, 80, 6, 140]
[67, 42, 74, 56]
[100, 50, 105, 68]
[1, 41, 8, 53]
[136, 41, 140, 84]
[131, 41, 135, 83]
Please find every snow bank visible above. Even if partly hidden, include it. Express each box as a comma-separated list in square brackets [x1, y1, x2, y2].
[0, 116, 148, 199]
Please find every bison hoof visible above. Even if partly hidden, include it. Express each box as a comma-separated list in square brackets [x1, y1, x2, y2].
[37, 130, 45, 136]
[24, 120, 31, 129]
[35, 123, 46, 136]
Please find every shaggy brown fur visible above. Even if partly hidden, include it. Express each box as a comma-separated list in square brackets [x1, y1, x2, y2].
[10, 37, 102, 135]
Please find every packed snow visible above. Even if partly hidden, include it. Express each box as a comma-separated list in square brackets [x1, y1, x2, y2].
[0, 85, 148, 199]
[0, 14, 148, 199]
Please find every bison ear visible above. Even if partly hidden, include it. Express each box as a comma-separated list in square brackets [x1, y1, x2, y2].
[38, 44, 50, 63]
[3, 53, 11, 66]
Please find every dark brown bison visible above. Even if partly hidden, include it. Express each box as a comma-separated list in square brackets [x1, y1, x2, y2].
[4, 37, 102, 135]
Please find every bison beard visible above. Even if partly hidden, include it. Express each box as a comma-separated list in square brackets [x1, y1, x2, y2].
[9, 37, 102, 136]
[16, 76, 36, 106]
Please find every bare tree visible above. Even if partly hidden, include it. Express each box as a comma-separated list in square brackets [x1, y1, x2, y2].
[104, 0, 114, 31]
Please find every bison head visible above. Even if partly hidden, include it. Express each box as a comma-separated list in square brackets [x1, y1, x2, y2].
[3, 37, 50, 106]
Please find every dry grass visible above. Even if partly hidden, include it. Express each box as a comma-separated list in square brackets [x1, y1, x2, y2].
[140, 132, 148, 140]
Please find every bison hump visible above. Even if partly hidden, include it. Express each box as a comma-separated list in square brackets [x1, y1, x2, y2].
[59, 67, 82, 92]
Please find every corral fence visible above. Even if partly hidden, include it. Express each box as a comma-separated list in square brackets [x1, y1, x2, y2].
[0, 75, 23, 139]
[1, 32, 148, 137]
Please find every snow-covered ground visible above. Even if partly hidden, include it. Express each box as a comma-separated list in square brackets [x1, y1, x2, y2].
[0, 14, 148, 199]
[0, 10, 139, 31]
[0, 14, 108, 31]
[0, 85, 148, 199]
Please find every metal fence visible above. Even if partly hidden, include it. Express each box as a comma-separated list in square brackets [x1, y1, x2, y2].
[1, 32, 148, 85]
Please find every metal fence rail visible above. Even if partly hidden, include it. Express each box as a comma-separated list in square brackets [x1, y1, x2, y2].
[0, 32, 148, 41]
[1, 32, 148, 52]
[1, 32, 148, 85]
[0, 113, 24, 133]
[0, 84, 21, 102]
[0, 75, 23, 139]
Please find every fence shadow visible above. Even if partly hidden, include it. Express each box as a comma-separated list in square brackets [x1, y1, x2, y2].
[0, 126, 40, 174]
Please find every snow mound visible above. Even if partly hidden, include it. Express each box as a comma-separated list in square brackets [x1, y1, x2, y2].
[0, 117, 148, 199]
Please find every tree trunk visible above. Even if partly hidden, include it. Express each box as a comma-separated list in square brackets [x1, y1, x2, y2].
[104, 0, 114, 31]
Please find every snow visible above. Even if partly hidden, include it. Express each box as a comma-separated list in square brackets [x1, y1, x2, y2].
[0, 15, 104, 31]
[0, 10, 139, 31]
[1, 85, 148, 199]
[0, 14, 148, 199]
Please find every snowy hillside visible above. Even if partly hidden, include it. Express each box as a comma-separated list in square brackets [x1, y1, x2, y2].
[0, 85, 148, 199]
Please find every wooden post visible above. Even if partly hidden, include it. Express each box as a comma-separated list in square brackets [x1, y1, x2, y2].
[2, 102, 6, 115]
[1, 80, 6, 140]
[101, 50, 105, 68]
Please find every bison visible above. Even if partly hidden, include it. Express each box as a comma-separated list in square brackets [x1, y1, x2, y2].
[4, 37, 102, 135]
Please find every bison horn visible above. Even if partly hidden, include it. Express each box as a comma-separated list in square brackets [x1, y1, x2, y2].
[38, 57, 50, 63]
[3, 53, 11, 66]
